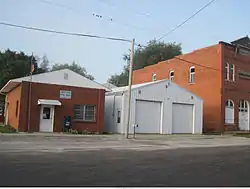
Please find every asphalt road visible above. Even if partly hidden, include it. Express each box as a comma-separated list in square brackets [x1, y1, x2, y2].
[1, 146, 250, 186]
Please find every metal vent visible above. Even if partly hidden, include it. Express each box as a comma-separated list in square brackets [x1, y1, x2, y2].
[64, 73, 68, 80]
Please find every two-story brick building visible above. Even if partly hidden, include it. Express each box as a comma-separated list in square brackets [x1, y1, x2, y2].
[133, 36, 250, 132]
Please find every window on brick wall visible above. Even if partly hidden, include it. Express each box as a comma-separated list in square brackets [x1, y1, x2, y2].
[225, 99, 234, 124]
[169, 70, 174, 81]
[189, 66, 195, 83]
[74, 104, 96, 121]
[152, 73, 157, 81]
[225, 62, 229, 80]
[230, 64, 235, 81]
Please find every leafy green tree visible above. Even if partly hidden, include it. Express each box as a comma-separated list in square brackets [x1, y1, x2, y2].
[0, 49, 42, 90]
[108, 40, 182, 87]
[51, 61, 94, 80]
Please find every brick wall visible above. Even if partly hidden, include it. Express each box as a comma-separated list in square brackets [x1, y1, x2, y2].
[222, 43, 250, 130]
[6, 84, 22, 129]
[15, 81, 105, 133]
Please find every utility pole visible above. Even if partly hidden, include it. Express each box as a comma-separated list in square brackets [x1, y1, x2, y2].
[125, 39, 135, 139]
[27, 53, 33, 133]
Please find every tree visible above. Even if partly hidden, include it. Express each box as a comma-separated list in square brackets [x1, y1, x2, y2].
[51, 61, 94, 80]
[108, 40, 182, 87]
[0, 49, 44, 90]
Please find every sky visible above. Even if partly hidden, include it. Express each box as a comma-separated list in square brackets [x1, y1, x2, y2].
[0, 0, 249, 83]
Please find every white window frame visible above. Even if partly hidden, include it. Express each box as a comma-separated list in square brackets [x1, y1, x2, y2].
[225, 62, 229, 80]
[152, 73, 157, 81]
[74, 104, 96, 121]
[189, 66, 195, 84]
[239, 100, 248, 112]
[169, 70, 174, 81]
[225, 99, 234, 124]
[230, 64, 235, 81]
[226, 99, 234, 109]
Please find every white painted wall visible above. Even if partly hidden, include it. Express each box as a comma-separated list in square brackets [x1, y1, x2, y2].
[104, 80, 203, 134]
[104, 94, 123, 133]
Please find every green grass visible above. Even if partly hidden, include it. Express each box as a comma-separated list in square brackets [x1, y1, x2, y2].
[232, 133, 250, 138]
[0, 124, 17, 133]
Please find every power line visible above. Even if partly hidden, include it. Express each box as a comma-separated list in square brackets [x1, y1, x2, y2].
[157, 0, 217, 41]
[37, 0, 150, 32]
[98, 0, 152, 19]
[174, 56, 220, 72]
[0, 21, 131, 42]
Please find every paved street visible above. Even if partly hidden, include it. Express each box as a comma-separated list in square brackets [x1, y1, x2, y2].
[1, 146, 250, 186]
[1, 134, 250, 186]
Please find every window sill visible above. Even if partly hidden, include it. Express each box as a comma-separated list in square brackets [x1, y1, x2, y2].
[73, 120, 96, 123]
[225, 80, 236, 83]
[225, 123, 235, 126]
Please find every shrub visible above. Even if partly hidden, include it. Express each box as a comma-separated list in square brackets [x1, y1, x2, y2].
[0, 124, 17, 133]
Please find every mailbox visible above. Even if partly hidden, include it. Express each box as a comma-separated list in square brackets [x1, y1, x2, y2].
[63, 116, 72, 132]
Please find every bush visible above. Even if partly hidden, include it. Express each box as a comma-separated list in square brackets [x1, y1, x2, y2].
[0, 124, 17, 133]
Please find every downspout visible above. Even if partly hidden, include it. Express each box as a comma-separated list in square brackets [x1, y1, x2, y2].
[97, 89, 101, 133]
[112, 95, 116, 117]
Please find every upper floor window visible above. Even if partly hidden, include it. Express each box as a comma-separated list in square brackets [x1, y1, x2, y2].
[152, 73, 157, 81]
[225, 63, 229, 80]
[189, 66, 195, 83]
[169, 70, 174, 81]
[230, 64, 235, 81]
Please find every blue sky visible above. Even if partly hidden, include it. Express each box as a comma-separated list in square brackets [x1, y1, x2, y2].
[0, 0, 249, 83]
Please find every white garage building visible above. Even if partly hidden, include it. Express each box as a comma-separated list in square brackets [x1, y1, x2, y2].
[104, 79, 203, 134]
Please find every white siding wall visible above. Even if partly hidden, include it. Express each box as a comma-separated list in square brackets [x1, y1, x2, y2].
[105, 80, 203, 134]
[104, 95, 123, 133]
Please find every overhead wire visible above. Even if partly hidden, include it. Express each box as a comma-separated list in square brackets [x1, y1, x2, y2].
[157, 0, 217, 41]
[37, 0, 151, 32]
[0, 21, 131, 42]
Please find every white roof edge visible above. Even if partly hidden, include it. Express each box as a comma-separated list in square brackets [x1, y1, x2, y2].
[106, 79, 203, 100]
[0, 80, 21, 93]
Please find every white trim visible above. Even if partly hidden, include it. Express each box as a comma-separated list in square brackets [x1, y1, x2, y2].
[38, 99, 62, 106]
[225, 62, 229, 80]
[189, 66, 195, 83]
[231, 64, 235, 81]
[152, 73, 157, 81]
[169, 70, 174, 81]
[225, 99, 234, 124]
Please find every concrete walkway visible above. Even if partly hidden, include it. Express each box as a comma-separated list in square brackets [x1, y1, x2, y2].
[0, 133, 250, 152]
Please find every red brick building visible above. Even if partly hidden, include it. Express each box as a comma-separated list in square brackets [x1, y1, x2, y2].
[0, 69, 107, 133]
[133, 36, 250, 132]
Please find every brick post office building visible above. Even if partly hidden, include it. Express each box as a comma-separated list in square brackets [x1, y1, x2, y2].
[133, 36, 250, 132]
[0, 69, 107, 133]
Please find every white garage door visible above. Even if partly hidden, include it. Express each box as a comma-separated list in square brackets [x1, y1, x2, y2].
[172, 103, 194, 134]
[135, 100, 161, 133]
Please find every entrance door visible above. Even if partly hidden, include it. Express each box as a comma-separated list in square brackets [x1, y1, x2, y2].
[39, 105, 54, 132]
[239, 100, 249, 130]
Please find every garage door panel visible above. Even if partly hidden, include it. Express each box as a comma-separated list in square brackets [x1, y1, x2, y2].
[172, 103, 193, 134]
[135, 100, 161, 133]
